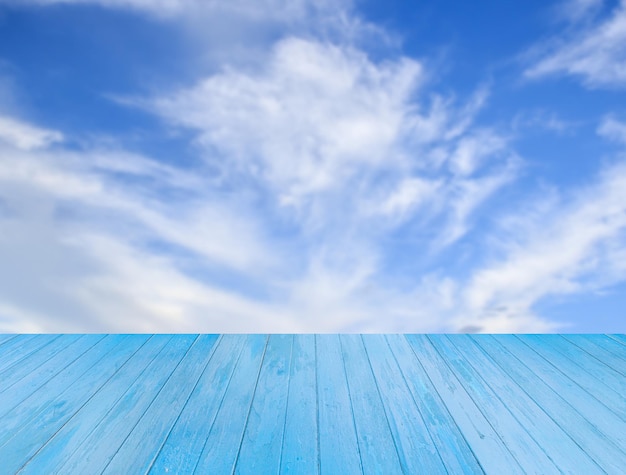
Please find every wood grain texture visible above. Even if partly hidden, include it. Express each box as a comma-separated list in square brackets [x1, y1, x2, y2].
[0, 333, 623, 474]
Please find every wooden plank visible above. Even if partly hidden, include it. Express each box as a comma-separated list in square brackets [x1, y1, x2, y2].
[405, 335, 525, 474]
[0, 335, 102, 417]
[0, 335, 56, 375]
[591, 334, 626, 360]
[339, 335, 404, 475]
[428, 335, 567, 474]
[0, 335, 133, 447]
[531, 335, 626, 394]
[279, 334, 318, 475]
[55, 335, 198, 474]
[387, 335, 483, 474]
[102, 335, 220, 474]
[562, 335, 626, 374]
[149, 335, 247, 474]
[608, 334, 626, 346]
[362, 335, 447, 474]
[518, 335, 626, 421]
[493, 334, 626, 446]
[0, 334, 16, 347]
[0, 335, 149, 472]
[17, 335, 174, 474]
[192, 334, 268, 474]
[0, 335, 84, 393]
[234, 335, 293, 475]
[316, 334, 363, 475]
[470, 335, 625, 473]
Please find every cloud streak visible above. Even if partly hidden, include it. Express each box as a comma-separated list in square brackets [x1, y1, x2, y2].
[525, 0, 626, 88]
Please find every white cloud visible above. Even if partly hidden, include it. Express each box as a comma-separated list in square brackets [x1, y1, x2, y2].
[525, 0, 626, 88]
[150, 38, 423, 204]
[148, 37, 515, 248]
[0, 115, 63, 150]
[456, 159, 626, 331]
[598, 115, 626, 144]
[555, 0, 604, 23]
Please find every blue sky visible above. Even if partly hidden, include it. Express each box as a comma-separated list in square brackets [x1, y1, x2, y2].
[0, 0, 625, 332]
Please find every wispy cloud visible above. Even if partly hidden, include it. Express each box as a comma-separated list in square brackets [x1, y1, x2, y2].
[0, 115, 63, 150]
[457, 156, 626, 332]
[525, 0, 626, 88]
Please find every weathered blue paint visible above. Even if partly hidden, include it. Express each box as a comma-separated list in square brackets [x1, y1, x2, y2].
[0, 334, 624, 474]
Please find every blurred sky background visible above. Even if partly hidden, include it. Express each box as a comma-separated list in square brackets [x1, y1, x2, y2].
[0, 0, 625, 332]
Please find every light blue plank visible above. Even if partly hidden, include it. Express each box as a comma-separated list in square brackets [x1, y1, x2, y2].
[608, 334, 626, 346]
[0, 335, 83, 393]
[473, 335, 626, 472]
[18, 335, 173, 474]
[316, 334, 363, 475]
[362, 335, 447, 474]
[339, 335, 404, 475]
[535, 335, 626, 395]
[56, 335, 198, 474]
[562, 335, 626, 375]
[280, 334, 318, 475]
[590, 334, 626, 360]
[387, 335, 483, 474]
[0, 335, 132, 447]
[0, 334, 16, 347]
[149, 335, 247, 474]
[519, 335, 626, 421]
[0, 335, 102, 417]
[0, 335, 56, 374]
[469, 335, 624, 473]
[405, 335, 525, 475]
[102, 335, 220, 474]
[234, 335, 293, 475]
[428, 335, 565, 474]
[493, 334, 626, 447]
[0, 335, 149, 471]
[192, 334, 268, 474]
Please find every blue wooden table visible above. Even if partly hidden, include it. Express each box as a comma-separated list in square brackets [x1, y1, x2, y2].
[0, 334, 624, 474]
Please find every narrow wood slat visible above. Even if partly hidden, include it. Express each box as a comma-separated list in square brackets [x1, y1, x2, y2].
[192, 335, 268, 474]
[471, 335, 625, 473]
[428, 335, 565, 474]
[363, 335, 447, 474]
[405, 335, 524, 474]
[0, 335, 84, 394]
[279, 334, 318, 475]
[102, 335, 220, 474]
[532, 335, 626, 395]
[0, 335, 102, 418]
[0, 336, 148, 473]
[149, 335, 247, 474]
[316, 334, 363, 475]
[562, 335, 626, 374]
[387, 335, 483, 474]
[0, 335, 56, 375]
[591, 334, 626, 360]
[56, 335, 198, 474]
[608, 334, 626, 346]
[518, 335, 626, 421]
[340, 335, 404, 475]
[0, 335, 132, 447]
[17, 335, 174, 474]
[0, 334, 16, 347]
[493, 334, 626, 447]
[234, 335, 293, 474]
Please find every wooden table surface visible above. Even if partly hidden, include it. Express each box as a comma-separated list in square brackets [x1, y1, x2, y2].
[0, 334, 624, 474]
